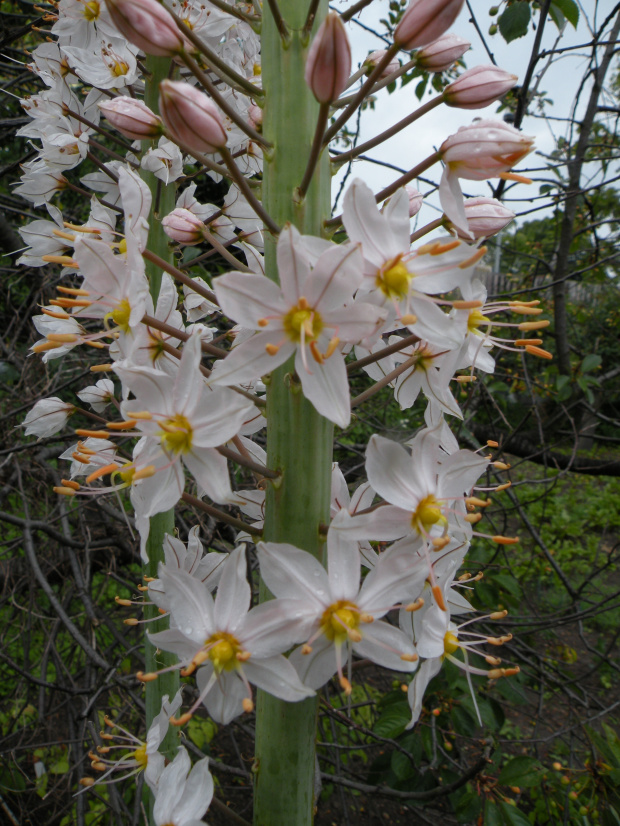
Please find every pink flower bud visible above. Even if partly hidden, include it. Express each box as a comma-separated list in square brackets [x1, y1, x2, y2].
[162, 208, 206, 245]
[406, 186, 423, 217]
[443, 65, 518, 110]
[363, 50, 400, 78]
[454, 197, 515, 239]
[394, 0, 465, 50]
[248, 103, 263, 131]
[416, 33, 470, 72]
[105, 0, 184, 56]
[99, 97, 163, 141]
[159, 80, 227, 154]
[440, 119, 534, 181]
[305, 13, 352, 103]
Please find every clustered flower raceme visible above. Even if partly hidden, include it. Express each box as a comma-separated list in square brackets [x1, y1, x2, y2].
[16, 0, 539, 804]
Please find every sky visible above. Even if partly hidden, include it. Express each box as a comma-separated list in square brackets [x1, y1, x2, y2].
[333, 0, 620, 229]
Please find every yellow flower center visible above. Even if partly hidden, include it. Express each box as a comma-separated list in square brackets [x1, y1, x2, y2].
[415, 346, 434, 372]
[118, 464, 135, 484]
[206, 632, 241, 672]
[159, 414, 193, 455]
[117, 238, 127, 255]
[468, 309, 491, 334]
[444, 630, 459, 656]
[110, 298, 131, 333]
[111, 59, 129, 78]
[377, 259, 411, 300]
[131, 743, 148, 770]
[283, 299, 323, 343]
[412, 495, 446, 534]
[320, 601, 360, 643]
[82, 0, 100, 20]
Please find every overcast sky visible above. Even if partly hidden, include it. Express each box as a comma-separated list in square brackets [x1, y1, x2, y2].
[333, 0, 619, 228]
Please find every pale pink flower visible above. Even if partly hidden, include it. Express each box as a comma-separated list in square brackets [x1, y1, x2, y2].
[416, 33, 470, 72]
[455, 196, 515, 240]
[443, 65, 518, 110]
[104, 0, 183, 56]
[439, 119, 534, 234]
[159, 80, 227, 154]
[305, 13, 351, 103]
[162, 208, 206, 245]
[363, 50, 400, 78]
[395, 0, 464, 50]
[99, 97, 163, 140]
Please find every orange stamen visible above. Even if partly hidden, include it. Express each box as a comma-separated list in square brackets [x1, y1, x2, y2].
[85, 463, 120, 484]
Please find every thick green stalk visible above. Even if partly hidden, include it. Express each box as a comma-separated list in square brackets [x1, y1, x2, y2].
[141, 55, 180, 767]
[253, 1, 330, 824]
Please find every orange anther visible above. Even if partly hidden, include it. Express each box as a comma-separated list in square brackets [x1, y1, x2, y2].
[60, 479, 80, 490]
[85, 463, 120, 484]
[432, 584, 446, 612]
[106, 419, 138, 430]
[525, 345, 553, 360]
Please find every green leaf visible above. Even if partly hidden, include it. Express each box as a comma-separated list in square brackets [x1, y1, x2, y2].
[498, 756, 539, 787]
[581, 354, 602, 373]
[373, 705, 410, 739]
[391, 749, 415, 781]
[498, 3, 531, 42]
[451, 704, 476, 735]
[556, 374, 571, 392]
[498, 800, 533, 825]
[550, 0, 579, 28]
[485, 799, 503, 826]
[454, 787, 483, 822]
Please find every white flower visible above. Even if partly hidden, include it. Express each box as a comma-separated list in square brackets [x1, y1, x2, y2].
[210, 223, 386, 427]
[20, 397, 75, 438]
[258, 515, 421, 695]
[148, 546, 313, 724]
[148, 526, 226, 612]
[152, 747, 212, 826]
[114, 333, 257, 507]
[77, 379, 115, 412]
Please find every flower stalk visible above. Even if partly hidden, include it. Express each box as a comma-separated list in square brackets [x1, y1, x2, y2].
[253, 0, 332, 822]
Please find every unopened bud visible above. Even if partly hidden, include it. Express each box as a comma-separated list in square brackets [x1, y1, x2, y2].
[395, 0, 465, 50]
[99, 97, 163, 141]
[163, 208, 206, 245]
[450, 196, 515, 240]
[444, 65, 518, 110]
[159, 80, 227, 155]
[406, 186, 423, 216]
[104, 0, 183, 56]
[416, 33, 470, 72]
[305, 13, 351, 103]
[248, 103, 263, 131]
[440, 119, 534, 181]
[363, 49, 400, 78]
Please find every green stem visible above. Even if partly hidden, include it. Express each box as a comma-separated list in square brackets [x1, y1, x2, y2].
[253, 1, 331, 824]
